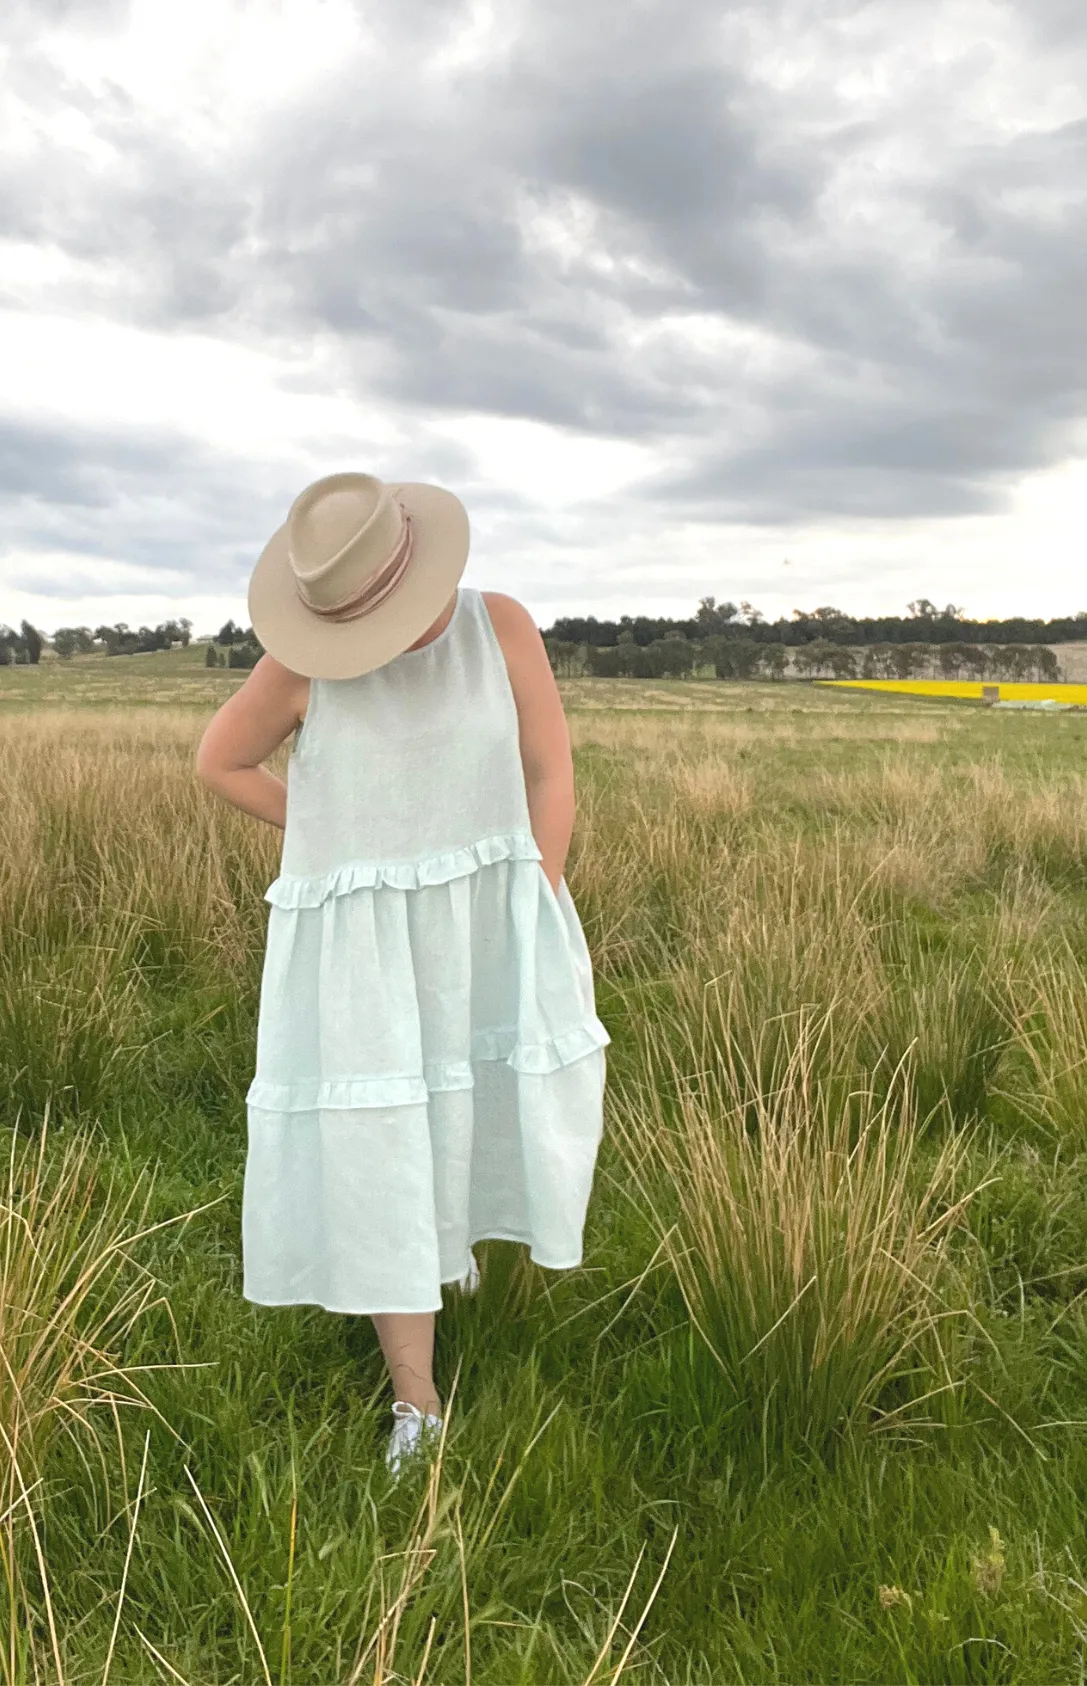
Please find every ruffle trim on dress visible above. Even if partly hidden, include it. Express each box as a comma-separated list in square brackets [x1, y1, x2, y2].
[264, 829, 543, 907]
[245, 1015, 611, 1112]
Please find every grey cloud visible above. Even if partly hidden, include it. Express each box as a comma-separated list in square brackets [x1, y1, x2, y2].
[1016, 0, 1087, 47]
[0, 412, 540, 602]
[1, 0, 1086, 577]
[0, 418, 291, 590]
[648, 404, 1049, 525]
[2, 0, 127, 34]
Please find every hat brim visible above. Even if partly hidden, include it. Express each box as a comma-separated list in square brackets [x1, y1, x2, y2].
[247, 482, 470, 679]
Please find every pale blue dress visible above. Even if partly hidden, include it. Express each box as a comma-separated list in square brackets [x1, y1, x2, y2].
[241, 586, 611, 1314]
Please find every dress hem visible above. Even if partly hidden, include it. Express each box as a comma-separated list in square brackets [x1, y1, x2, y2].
[242, 1234, 585, 1316]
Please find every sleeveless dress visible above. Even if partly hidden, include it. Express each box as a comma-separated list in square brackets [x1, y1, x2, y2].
[241, 586, 611, 1315]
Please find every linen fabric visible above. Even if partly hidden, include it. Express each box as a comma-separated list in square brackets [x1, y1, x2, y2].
[241, 586, 610, 1314]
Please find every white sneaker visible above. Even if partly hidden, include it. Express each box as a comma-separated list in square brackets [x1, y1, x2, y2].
[457, 1250, 481, 1294]
[385, 1400, 443, 1479]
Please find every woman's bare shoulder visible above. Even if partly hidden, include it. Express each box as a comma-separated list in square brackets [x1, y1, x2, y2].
[479, 590, 557, 699]
[479, 591, 540, 642]
[253, 652, 311, 725]
[479, 592, 546, 679]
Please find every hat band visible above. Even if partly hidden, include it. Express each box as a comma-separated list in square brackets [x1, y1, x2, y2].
[296, 506, 415, 623]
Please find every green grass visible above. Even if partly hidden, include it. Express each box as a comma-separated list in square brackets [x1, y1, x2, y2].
[0, 642, 245, 709]
[3, 681, 1087, 1681]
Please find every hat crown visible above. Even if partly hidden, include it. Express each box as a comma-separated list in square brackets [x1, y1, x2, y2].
[287, 473, 405, 610]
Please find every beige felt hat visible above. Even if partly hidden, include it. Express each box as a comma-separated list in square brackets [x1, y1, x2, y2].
[247, 472, 470, 680]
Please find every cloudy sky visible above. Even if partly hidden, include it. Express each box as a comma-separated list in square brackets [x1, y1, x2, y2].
[1, 0, 1084, 639]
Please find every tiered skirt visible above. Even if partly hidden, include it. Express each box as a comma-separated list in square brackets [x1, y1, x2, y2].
[241, 830, 610, 1314]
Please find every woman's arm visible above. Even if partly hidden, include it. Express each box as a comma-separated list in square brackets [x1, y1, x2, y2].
[482, 592, 574, 893]
[194, 655, 308, 828]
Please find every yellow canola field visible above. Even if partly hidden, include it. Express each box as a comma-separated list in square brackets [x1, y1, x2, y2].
[818, 679, 1087, 704]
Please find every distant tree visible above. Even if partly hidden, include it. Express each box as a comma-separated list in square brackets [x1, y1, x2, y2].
[705, 637, 761, 679]
[95, 623, 131, 655]
[810, 606, 850, 631]
[50, 625, 94, 656]
[938, 642, 968, 681]
[861, 643, 895, 679]
[543, 638, 581, 677]
[888, 643, 926, 680]
[793, 639, 838, 678]
[617, 641, 656, 678]
[754, 643, 789, 680]
[652, 636, 696, 678]
[823, 646, 858, 679]
[586, 645, 621, 677]
[178, 617, 192, 647]
[993, 643, 1057, 682]
[3, 626, 27, 663]
[222, 624, 265, 670]
[695, 596, 739, 637]
[701, 637, 728, 678]
[218, 619, 240, 647]
[20, 620, 43, 664]
[204, 643, 222, 668]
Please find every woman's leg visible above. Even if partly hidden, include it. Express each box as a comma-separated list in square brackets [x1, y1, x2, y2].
[371, 1312, 442, 1416]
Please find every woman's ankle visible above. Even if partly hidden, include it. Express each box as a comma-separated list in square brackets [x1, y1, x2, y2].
[395, 1389, 442, 1418]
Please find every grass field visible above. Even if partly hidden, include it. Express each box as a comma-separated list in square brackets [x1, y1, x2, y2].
[4, 657, 1087, 1682]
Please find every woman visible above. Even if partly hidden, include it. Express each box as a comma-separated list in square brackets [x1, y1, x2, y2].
[195, 472, 609, 1478]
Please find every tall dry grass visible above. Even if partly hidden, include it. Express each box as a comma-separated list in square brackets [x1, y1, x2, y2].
[0, 713, 280, 1120]
[0, 1109, 196, 1685]
[1000, 937, 1087, 1151]
[612, 1001, 982, 1447]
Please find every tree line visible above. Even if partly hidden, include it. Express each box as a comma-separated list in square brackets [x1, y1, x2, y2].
[0, 618, 194, 663]
[545, 633, 1062, 683]
[542, 597, 1087, 650]
[3, 594, 1081, 682]
[0, 617, 264, 669]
